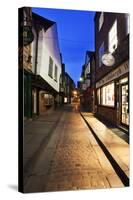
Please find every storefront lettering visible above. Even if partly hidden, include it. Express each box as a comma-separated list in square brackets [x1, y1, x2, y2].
[96, 61, 129, 88]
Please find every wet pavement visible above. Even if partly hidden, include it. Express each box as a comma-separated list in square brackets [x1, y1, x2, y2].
[23, 103, 128, 193]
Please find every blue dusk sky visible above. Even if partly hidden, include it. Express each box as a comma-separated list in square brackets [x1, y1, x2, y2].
[32, 7, 95, 86]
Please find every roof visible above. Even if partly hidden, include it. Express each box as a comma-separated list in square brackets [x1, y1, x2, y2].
[32, 12, 55, 31]
[65, 72, 75, 83]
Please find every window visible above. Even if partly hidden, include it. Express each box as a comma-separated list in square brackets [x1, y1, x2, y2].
[44, 94, 54, 105]
[101, 82, 115, 106]
[54, 65, 58, 81]
[99, 12, 104, 31]
[99, 42, 104, 67]
[48, 57, 53, 78]
[85, 62, 90, 77]
[109, 20, 118, 53]
[126, 14, 129, 35]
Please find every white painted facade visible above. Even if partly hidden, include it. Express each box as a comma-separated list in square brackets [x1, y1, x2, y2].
[31, 22, 61, 92]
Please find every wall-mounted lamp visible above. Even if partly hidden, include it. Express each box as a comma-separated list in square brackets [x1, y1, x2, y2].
[79, 77, 83, 81]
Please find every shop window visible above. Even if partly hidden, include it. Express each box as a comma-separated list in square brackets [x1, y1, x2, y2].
[54, 65, 58, 82]
[64, 97, 68, 103]
[48, 57, 53, 78]
[44, 94, 54, 105]
[99, 42, 104, 67]
[108, 20, 118, 53]
[99, 12, 104, 31]
[119, 77, 128, 84]
[121, 84, 129, 125]
[101, 82, 115, 106]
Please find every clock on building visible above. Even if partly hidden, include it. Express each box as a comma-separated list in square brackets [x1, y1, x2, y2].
[102, 53, 115, 66]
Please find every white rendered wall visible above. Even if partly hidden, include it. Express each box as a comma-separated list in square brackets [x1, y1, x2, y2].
[31, 27, 37, 74]
[33, 23, 62, 92]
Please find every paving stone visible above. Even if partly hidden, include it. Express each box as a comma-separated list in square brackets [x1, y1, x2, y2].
[24, 105, 125, 192]
[82, 112, 129, 178]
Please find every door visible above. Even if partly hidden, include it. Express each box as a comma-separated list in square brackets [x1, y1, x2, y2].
[121, 84, 129, 126]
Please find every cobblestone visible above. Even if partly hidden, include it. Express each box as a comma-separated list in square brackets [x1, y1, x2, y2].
[24, 104, 124, 193]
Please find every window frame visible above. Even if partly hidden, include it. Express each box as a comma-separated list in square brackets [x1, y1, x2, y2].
[48, 56, 53, 78]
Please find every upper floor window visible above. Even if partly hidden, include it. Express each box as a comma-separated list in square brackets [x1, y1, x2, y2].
[99, 42, 104, 67]
[48, 57, 53, 78]
[126, 14, 129, 35]
[108, 20, 118, 53]
[54, 65, 58, 82]
[99, 12, 104, 31]
[85, 62, 90, 78]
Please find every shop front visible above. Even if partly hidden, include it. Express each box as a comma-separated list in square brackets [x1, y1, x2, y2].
[96, 60, 129, 129]
[24, 71, 32, 119]
[116, 77, 129, 127]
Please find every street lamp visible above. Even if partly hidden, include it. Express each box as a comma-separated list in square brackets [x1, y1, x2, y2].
[79, 77, 83, 81]
[73, 90, 77, 96]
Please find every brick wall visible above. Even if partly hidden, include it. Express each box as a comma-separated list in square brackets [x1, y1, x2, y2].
[97, 106, 117, 125]
[95, 12, 129, 81]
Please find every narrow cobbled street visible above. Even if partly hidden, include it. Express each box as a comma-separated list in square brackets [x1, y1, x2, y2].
[23, 103, 129, 193]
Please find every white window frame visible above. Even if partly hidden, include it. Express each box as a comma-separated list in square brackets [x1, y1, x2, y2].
[99, 12, 104, 31]
[108, 20, 118, 53]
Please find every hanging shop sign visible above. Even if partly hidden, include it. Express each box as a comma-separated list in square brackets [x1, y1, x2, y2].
[23, 26, 34, 46]
[82, 84, 87, 90]
[96, 60, 129, 88]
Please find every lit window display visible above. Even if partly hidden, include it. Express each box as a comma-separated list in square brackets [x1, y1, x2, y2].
[101, 82, 115, 106]
[121, 84, 129, 125]
[64, 97, 68, 103]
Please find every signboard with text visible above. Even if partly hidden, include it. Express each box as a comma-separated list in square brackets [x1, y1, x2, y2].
[96, 61, 129, 88]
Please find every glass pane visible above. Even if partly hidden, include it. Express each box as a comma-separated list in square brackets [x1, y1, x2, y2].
[121, 84, 129, 125]
[101, 82, 114, 106]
